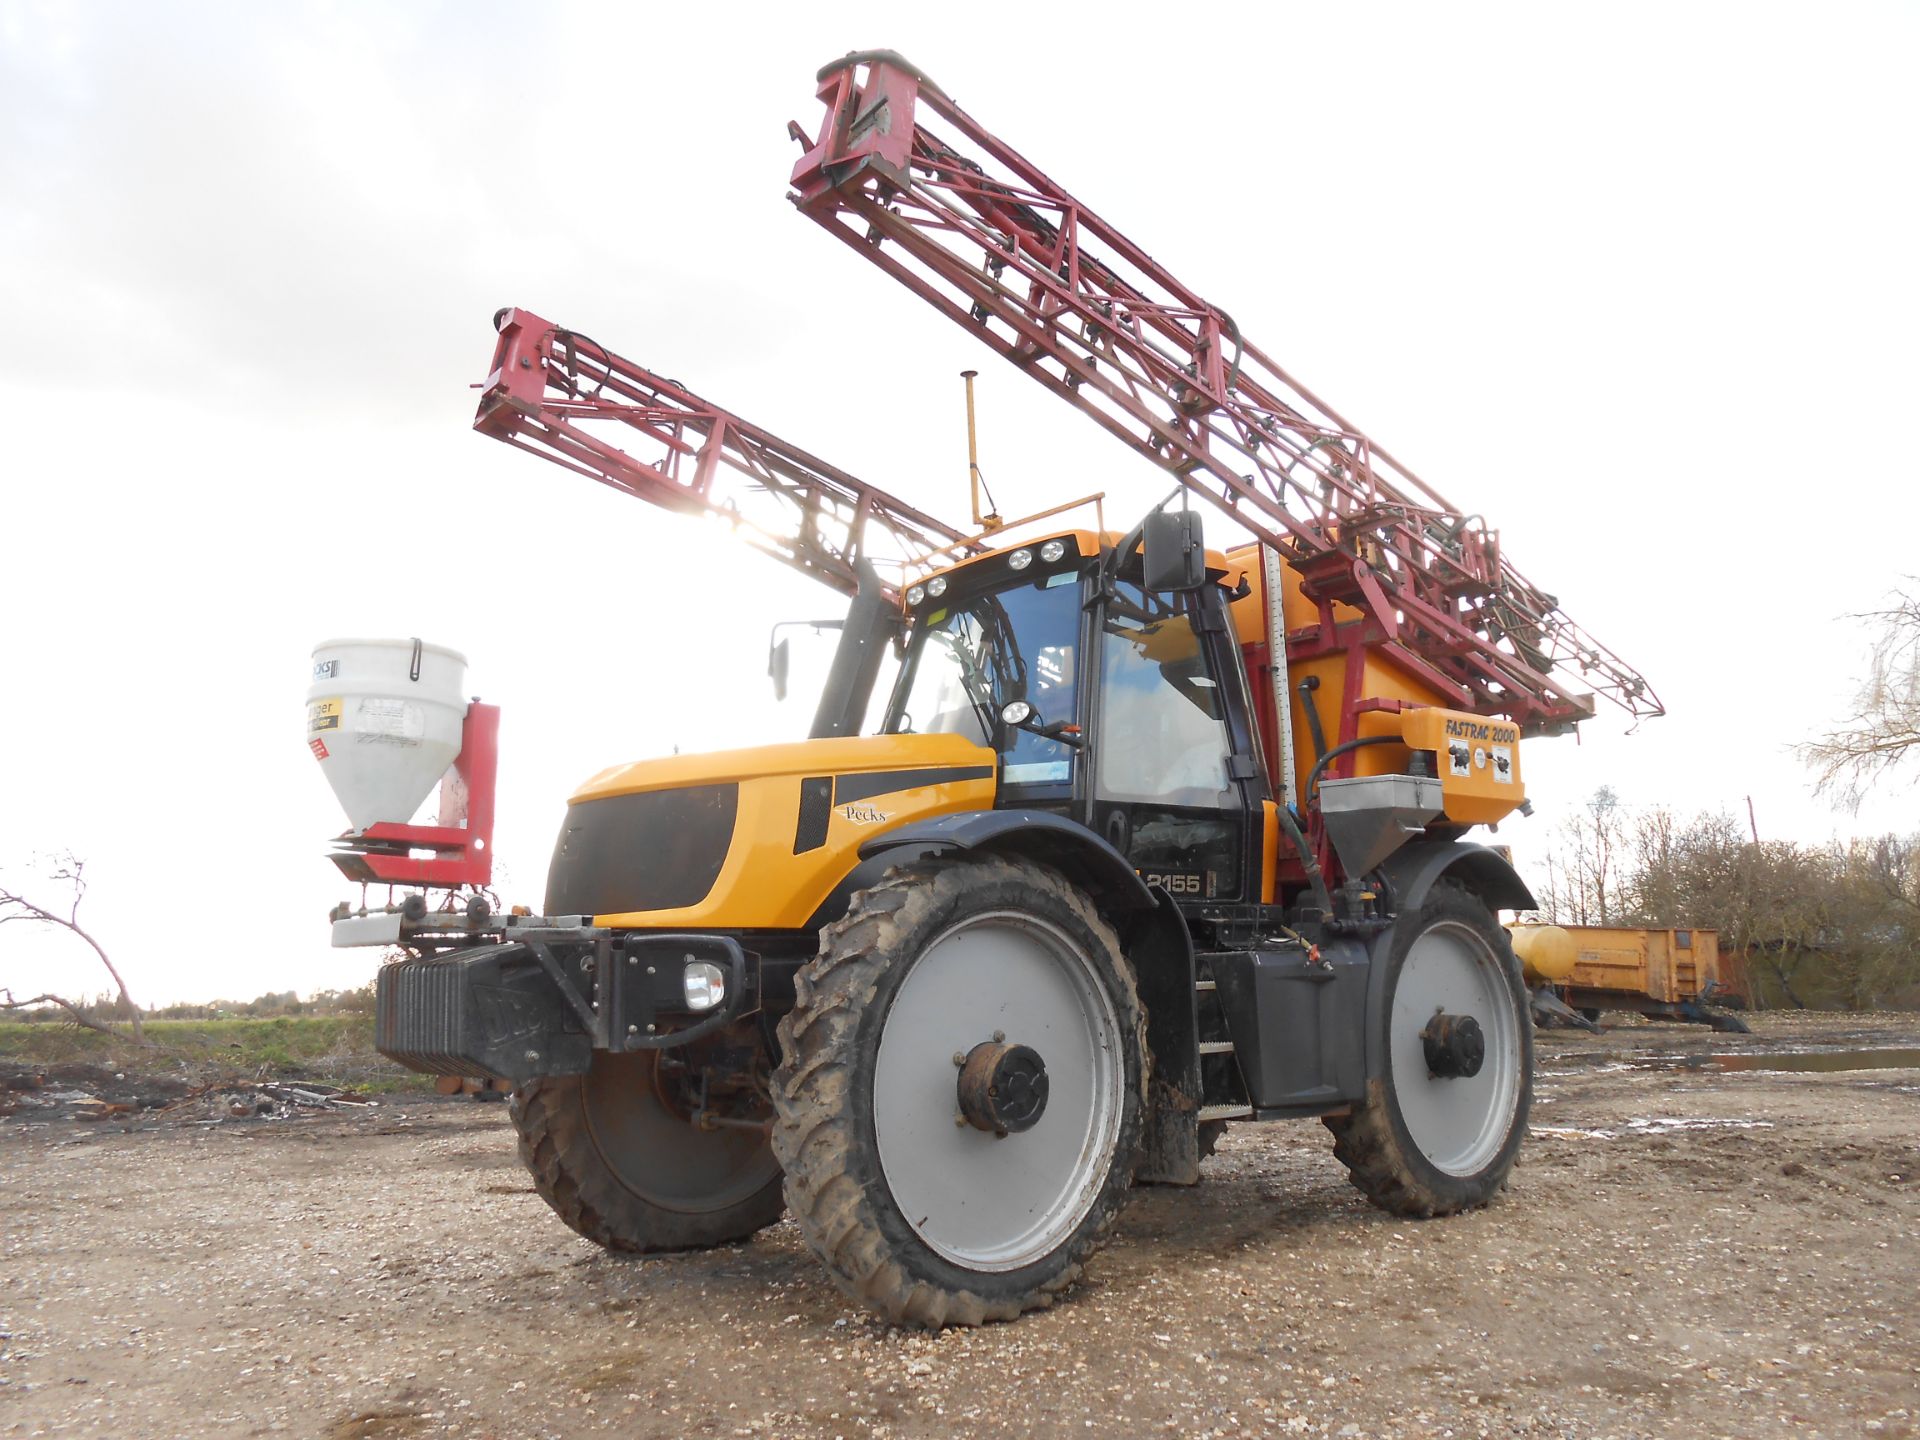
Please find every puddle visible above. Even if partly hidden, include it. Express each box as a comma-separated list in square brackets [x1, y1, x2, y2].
[1631, 1048, 1920, 1075]
[1533, 1117, 1776, 1141]
[1624, 1116, 1774, 1134]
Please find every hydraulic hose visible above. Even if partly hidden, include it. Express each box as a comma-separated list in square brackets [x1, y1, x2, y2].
[1278, 733, 1407, 922]
[1274, 798, 1335, 919]
[1304, 734, 1405, 803]
[1295, 676, 1328, 761]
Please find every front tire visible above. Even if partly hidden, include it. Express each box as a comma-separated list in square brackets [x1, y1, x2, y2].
[773, 854, 1147, 1327]
[1326, 883, 1532, 1217]
[512, 1050, 785, 1252]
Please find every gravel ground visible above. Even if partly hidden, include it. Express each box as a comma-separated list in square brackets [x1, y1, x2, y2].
[3, 1011, 1917, 1440]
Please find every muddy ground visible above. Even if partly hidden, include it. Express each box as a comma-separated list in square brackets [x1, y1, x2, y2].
[3, 1012, 1917, 1440]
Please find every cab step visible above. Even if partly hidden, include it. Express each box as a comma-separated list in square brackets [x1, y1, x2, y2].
[1197, 1103, 1253, 1122]
[1198, 1040, 1236, 1056]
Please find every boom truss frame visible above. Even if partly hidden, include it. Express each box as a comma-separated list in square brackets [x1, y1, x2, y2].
[788, 52, 1661, 732]
[475, 307, 977, 598]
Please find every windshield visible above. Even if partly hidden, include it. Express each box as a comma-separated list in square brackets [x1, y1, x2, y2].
[884, 570, 1081, 785]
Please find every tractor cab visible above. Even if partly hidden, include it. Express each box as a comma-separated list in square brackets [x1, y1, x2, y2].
[885, 526, 1268, 907]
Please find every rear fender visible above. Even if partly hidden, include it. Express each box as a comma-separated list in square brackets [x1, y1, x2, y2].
[1373, 839, 1536, 916]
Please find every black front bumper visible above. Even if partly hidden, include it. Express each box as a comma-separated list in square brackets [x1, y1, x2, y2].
[376, 926, 752, 1083]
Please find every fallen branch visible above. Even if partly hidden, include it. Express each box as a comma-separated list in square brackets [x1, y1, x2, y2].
[0, 989, 153, 1044]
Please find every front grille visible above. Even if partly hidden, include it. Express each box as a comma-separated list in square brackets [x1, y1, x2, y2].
[545, 783, 738, 916]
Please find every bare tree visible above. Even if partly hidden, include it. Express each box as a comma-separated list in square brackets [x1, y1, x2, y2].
[1586, 787, 1623, 925]
[1802, 582, 1920, 809]
[1526, 801, 1920, 1009]
[1825, 833, 1920, 1009]
[0, 855, 146, 1043]
[1533, 786, 1625, 926]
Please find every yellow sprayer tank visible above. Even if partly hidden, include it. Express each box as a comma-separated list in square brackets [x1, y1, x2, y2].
[1506, 924, 1578, 985]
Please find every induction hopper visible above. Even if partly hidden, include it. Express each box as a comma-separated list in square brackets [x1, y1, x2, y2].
[307, 638, 468, 830]
[1316, 774, 1445, 878]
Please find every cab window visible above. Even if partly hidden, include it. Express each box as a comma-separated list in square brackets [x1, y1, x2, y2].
[1095, 584, 1235, 807]
[886, 571, 1081, 785]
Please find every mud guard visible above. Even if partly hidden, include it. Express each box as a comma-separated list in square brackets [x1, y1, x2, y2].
[1361, 840, 1536, 1082]
[1372, 839, 1537, 916]
[856, 809, 1157, 913]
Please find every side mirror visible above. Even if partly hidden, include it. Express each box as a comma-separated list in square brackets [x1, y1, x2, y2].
[768, 636, 791, 702]
[1142, 508, 1206, 592]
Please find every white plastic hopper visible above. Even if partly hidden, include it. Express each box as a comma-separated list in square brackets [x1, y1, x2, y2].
[307, 638, 468, 830]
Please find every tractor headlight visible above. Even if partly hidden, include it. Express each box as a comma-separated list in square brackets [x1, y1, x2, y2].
[927, 575, 948, 597]
[1008, 548, 1033, 571]
[906, 584, 926, 607]
[1039, 539, 1066, 563]
[683, 960, 727, 1012]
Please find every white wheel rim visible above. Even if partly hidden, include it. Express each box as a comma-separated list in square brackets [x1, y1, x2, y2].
[872, 911, 1125, 1272]
[1389, 920, 1522, 1176]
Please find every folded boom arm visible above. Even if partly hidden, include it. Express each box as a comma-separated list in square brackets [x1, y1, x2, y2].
[475, 307, 978, 598]
[788, 52, 1661, 730]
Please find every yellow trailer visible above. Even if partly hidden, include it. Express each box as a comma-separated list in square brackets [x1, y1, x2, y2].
[1508, 924, 1750, 1032]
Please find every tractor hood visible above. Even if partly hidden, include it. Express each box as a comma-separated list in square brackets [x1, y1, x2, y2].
[551, 734, 999, 929]
[572, 732, 996, 802]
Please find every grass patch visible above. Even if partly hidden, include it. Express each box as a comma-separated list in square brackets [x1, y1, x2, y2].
[0, 1016, 434, 1092]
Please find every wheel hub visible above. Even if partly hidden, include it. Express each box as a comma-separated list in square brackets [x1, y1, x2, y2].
[1421, 1011, 1486, 1078]
[956, 1040, 1049, 1135]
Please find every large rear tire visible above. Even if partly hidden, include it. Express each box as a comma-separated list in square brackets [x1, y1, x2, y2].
[772, 853, 1147, 1327]
[1325, 883, 1532, 1217]
[512, 1050, 785, 1252]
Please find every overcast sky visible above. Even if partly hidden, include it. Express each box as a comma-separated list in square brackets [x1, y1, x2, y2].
[2, 2, 1915, 1005]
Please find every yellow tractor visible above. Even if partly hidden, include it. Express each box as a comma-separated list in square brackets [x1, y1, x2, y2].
[329, 55, 1661, 1327]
